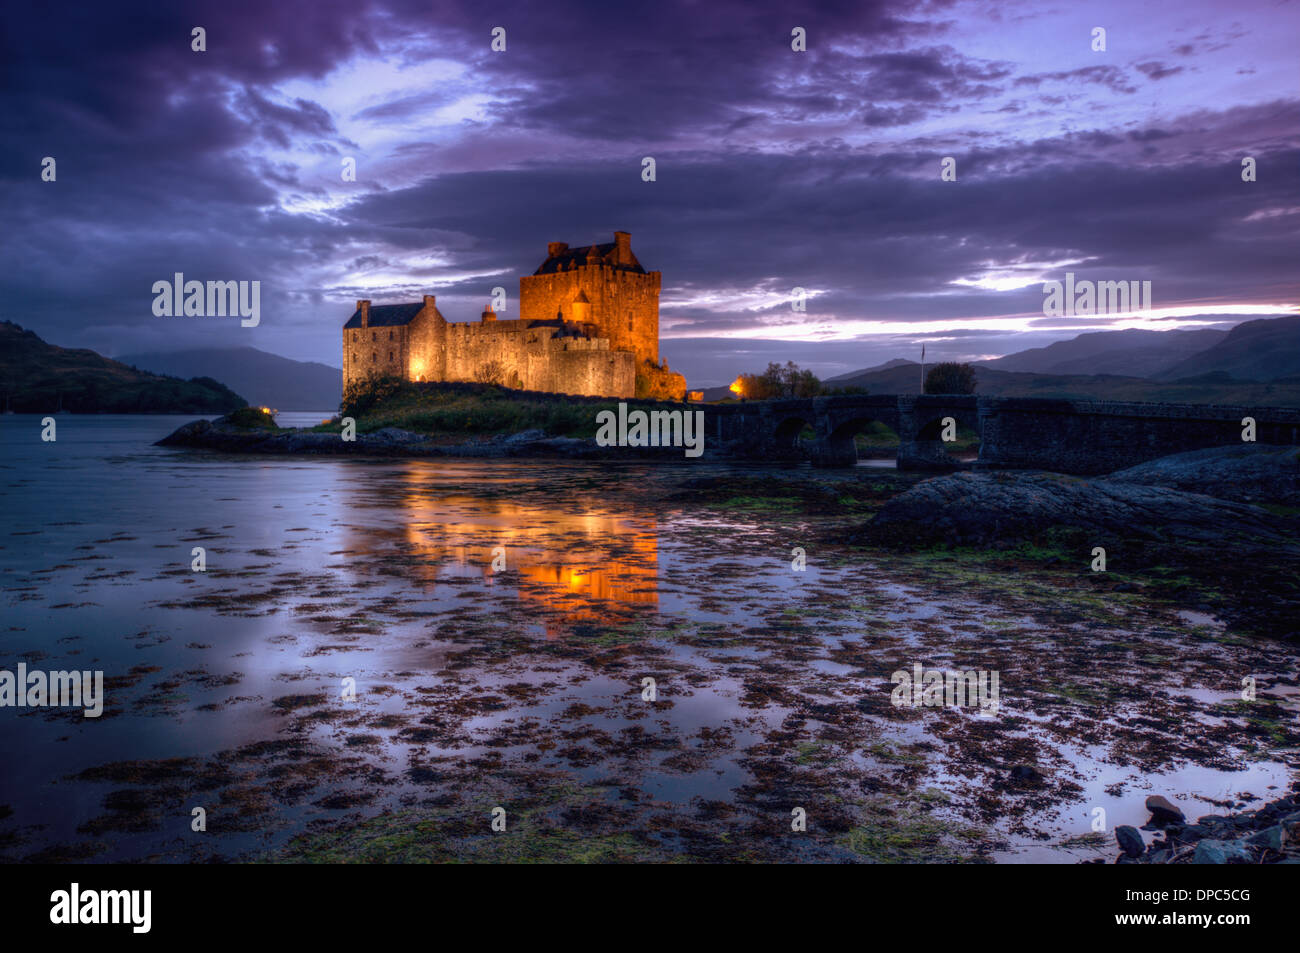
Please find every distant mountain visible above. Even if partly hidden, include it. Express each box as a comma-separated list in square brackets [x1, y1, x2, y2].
[825, 358, 916, 382]
[1154, 316, 1300, 382]
[119, 346, 342, 410]
[0, 321, 244, 414]
[977, 328, 1227, 377]
[825, 361, 1300, 406]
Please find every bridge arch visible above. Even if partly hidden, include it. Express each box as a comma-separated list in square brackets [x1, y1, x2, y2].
[903, 410, 982, 470]
[773, 415, 813, 450]
[826, 415, 903, 465]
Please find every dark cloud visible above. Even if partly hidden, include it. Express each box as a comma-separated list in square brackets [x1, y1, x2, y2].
[1135, 61, 1185, 80]
[0, 0, 1297, 381]
[1014, 65, 1138, 95]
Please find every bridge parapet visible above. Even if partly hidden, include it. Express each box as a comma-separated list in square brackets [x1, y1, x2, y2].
[699, 394, 1299, 473]
[975, 397, 1300, 474]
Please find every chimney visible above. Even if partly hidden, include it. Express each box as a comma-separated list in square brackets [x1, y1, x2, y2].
[614, 231, 631, 262]
[547, 241, 568, 259]
[423, 294, 436, 311]
[357, 299, 370, 328]
[481, 304, 497, 322]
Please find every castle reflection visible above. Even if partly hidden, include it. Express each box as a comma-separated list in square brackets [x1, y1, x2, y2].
[350, 465, 660, 637]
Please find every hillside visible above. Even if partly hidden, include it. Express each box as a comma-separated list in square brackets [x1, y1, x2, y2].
[0, 321, 245, 413]
[825, 361, 1300, 406]
[975, 328, 1228, 376]
[824, 357, 916, 382]
[119, 346, 343, 411]
[1155, 316, 1300, 381]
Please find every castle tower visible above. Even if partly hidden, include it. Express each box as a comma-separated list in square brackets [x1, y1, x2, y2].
[518, 231, 661, 365]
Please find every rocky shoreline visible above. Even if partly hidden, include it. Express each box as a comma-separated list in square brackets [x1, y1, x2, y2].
[1105, 790, 1300, 863]
[155, 417, 697, 460]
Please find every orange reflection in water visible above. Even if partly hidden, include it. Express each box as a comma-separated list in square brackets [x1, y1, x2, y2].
[356, 467, 660, 635]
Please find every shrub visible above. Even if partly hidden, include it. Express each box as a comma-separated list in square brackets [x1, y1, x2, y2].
[341, 373, 414, 418]
[223, 406, 278, 429]
[923, 362, 977, 395]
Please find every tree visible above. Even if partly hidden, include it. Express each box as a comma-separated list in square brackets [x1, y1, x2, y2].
[474, 361, 507, 386]
[733, 361, 822, 399]
[923, 362, 977, 395]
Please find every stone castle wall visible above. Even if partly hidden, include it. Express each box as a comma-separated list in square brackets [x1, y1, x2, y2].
[519, 264, 661, 365]
[438, 320, 634, 397]
[343, 324, 409, 388]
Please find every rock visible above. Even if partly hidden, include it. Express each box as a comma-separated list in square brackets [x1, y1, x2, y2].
[1249, 825, 1285, 852]
[501, 428, 546, 445]
[1146, 795, 1186, 827]
[1192, 839, 1253, 864]
[856, 470, 1291, 550]
[1116, 825, 1145, 858]
[155, 418, 213, 445]
[368, 427, 425, 444]
[1148, 849, 1172, 864]
[1110, 444, 1300, 505]
[1192, 840, 1228, 864]
[1010, 764, 1044, 782]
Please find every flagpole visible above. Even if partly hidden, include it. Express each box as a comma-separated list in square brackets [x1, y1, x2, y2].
[920, 344, 925, 392]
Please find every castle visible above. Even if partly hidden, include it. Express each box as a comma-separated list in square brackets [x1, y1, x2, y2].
[343, 231, 685, 400]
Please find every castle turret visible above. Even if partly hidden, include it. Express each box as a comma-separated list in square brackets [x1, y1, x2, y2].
[571, 289, 591, 324]
[613, 231, 631, 265]
[357, 299, 370, 328]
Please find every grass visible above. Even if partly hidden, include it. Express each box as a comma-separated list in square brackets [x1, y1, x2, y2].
[330, 390, 614, 438]
[837, 796, 990, 863]
[318, 378, 644, 438]
[271, 783, 667, 863]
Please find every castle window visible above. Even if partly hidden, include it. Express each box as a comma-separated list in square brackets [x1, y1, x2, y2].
[389, 331, 394, 341]
[371, 332, 376, 342]
[389, 350, 394, 362]
[371, 352, 376, 363]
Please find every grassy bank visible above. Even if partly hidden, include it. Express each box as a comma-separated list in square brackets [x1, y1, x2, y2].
[317, 377, 643, 439]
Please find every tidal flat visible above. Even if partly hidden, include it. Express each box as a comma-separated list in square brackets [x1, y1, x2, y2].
[0, 416, 1297, 863]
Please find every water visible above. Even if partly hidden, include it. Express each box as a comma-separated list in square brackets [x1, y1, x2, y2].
[1, 415, 1295, 863]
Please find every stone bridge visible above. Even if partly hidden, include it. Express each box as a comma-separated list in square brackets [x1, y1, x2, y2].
[702, 395, 1300, 473]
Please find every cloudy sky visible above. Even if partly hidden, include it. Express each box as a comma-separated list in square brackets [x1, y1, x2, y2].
[3, 0, 1298, 386]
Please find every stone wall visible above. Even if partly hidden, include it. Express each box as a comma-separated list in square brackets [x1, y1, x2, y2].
[435, 320, 634, 397]
[343, 325, 409, 390]
[702, 394, 1300, 473]
[976, 398, 1300, 474]
[519, 263, 661, 365]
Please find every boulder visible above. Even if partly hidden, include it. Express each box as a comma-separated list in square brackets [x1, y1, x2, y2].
[1248, 825, 1285, 852]
[857, 470, 1289, 549]
[1109, 444, 1300, 505]
[1145, 795, 1186, 827]
[1116, 825, 1145, 858]
[1192, 839, 1253, 864]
